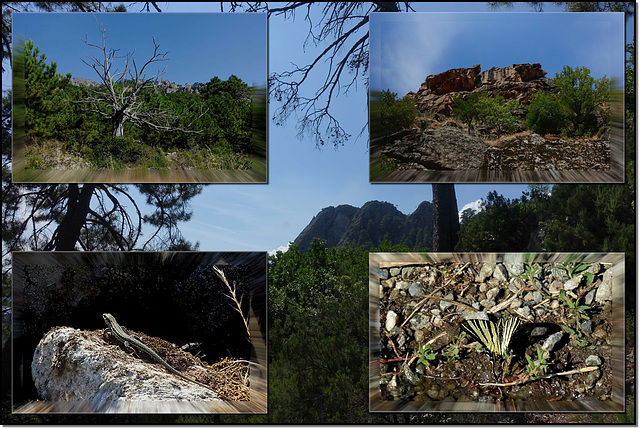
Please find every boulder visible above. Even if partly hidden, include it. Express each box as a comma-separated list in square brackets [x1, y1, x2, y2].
[381, 127, 487, 170]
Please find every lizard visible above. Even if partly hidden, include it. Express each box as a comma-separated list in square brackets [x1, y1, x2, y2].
[102, 313, 224, 397]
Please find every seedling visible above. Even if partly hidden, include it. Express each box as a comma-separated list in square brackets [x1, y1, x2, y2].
[525, 346, 549, 379]
[415, 343, 436, 366]
[518, 263, 541, 284]
[442, 343, 460, 363]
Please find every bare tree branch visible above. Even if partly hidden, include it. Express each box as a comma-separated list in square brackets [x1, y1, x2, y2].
[76, 19, 207, 137]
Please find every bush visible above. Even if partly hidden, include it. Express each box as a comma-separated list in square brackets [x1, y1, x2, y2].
[89, 135, 153, 169]
[526, 92, 567, 135]
[453, 91, 520, 135]
[554, 65, 614, 136]
[477, 94, 521, 135]
[377, 89, 417, 135]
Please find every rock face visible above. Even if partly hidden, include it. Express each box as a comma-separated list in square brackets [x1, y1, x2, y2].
[381, 127, 488, 170]
[406, 63, 557, 116]
[425, 65, 481, 95]
[478, 63, 547, 85]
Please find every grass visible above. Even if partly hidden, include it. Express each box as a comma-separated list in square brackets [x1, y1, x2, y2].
[24, 137, 252, 171]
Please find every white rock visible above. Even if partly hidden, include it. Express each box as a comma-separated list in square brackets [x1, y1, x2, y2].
[31, 327, 225, 411]
[385, 311, 399, 331]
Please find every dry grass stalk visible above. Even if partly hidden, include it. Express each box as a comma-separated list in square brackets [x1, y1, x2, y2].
[212, 265, 250, 338]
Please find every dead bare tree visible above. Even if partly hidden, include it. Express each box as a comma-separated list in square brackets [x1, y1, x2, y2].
[77, 20, 206, 137]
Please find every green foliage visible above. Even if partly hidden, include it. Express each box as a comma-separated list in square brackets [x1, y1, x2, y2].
[452, 91, 485, 134]
[19, 41, 256, 167]
[543, 184, 634, 261]
[525, 346, 549, 379]
[553, 65, 614, 136]
[441, 343, 460, 363]
[268, 239, 411, 423]
[415, 343, 436, 366]
[455, 190, 546, 252]
[88, 135, 156, 169]
[517, 263, 541, 284]
[453, 90, 520, 135]
[373, 89, 417, 136]
[526, 92, 568, 134]
[477, 94, 521, 134]
[562, 261, 594, 285]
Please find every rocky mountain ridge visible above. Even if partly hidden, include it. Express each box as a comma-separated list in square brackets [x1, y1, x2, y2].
[293, 201, 434, 252]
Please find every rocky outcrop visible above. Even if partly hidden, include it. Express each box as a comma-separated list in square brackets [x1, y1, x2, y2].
[406, 63, 557, 116]
[425, 65, 481, 95]
[381, 127, 488, 170]
[478, 63, 547, 85]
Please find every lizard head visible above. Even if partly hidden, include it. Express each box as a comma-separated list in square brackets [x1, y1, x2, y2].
[103, 313, 114, 324]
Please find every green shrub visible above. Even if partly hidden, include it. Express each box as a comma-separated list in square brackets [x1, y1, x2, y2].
[89, 135, 153, 169]
[477, 94, 521, 134]
[554, 65, 614, 136]
[526, 92, 568, 135]
[377, 89, 417, 135]
[453, 91, 520, 135]
[143, 148, 170, 169]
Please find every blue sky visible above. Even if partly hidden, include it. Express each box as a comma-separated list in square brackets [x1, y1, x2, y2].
[12, 12, 266, 87]
[5, 3, 633, 253]
[371, 11, 625, 97]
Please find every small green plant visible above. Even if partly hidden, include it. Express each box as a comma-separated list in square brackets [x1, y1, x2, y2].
[415, 343, 436, 366]
[442, 343, 460, 363]
[559, 289, 590, 328]
[518, 263, 541, 283]
[562, 262, 594, 285]
[380, 154, 397, 171]
[525, 346, 549, 379]
[558, 289, 595, 348]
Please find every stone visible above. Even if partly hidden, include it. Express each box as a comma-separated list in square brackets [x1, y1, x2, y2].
[477, 63, 547, 85]
[585, 355, 602, 366]
[406, 63, 558, 118]
[424, 65, 481, 95]
[564, 274, 582, 291]
[440, 293, 455, 311]
[381, 127, 488, 170]
[595, 268, 613, 304]
[476, 263, 495, 283]
[486, 287, 500, 302]
[386, 311, 399, 331]
[505, 262, 525, 278]
[542, 331, 564, 352]
[493, 263, 509, 282]
[408, 282, 425, 297]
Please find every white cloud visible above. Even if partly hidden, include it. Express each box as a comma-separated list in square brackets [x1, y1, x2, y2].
[459, 199, 484, 222]
[374, 14, 466, 96]
[269, 243, 290, 256]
